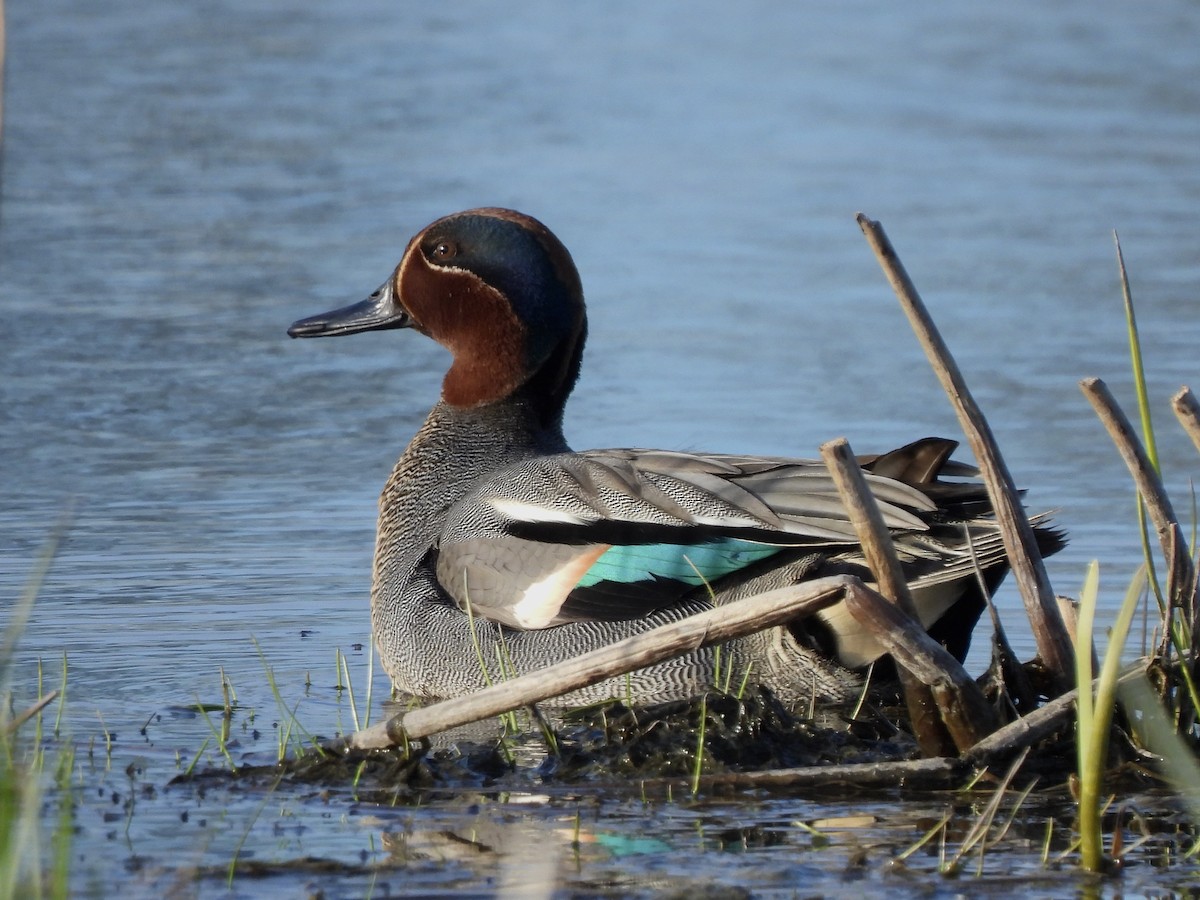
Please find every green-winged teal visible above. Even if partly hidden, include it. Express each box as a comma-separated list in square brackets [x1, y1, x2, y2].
[289, 208, 1062, 706]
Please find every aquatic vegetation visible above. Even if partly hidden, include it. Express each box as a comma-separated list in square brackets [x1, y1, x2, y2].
[896, 750, 1036, 876]
[1068, 235, 1200, 872]
[0, 526, 72, 900]
[1073, 563, 1144, 871]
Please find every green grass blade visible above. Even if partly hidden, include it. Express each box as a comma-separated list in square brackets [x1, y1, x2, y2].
[194, 698, 237, 773]
[690, 693, 707, 797]
[1074, 562, 1099, 738]
[1077, 565, 1146, 872]
[1114, 234, 1173, 625]
[1, 516, 70, 708]
[1115, 232, 1158, 472]
[459, 578, 495, 689]
[251, 638, 324, 760]
[182, 736, 212, 778]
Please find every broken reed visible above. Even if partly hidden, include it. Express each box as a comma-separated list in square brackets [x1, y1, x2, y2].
[857, 214, 1075, 682]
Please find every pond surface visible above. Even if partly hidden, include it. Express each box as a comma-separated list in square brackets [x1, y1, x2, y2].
[3, 0, 1200, 895]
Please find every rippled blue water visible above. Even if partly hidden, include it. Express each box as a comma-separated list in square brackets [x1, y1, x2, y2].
[3, 1, 1198, 893]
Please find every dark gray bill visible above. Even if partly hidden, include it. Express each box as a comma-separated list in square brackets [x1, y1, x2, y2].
[287, 279, 411, 338]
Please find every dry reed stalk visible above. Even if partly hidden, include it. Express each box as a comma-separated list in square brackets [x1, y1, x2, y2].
[820, 438, 956, 756]
[965, 661, 1153, 766]
[1056, 595, 1080, 647]
[671, 755, 965, 792]
[1172, 387, 1200, 457]
[856, 213, 1074, 686]
[840, 581, 996, 749]
[333, 576, 852, 750]
[4, 691, 58, 735]
[1080, 376, 1196, 626]
[676, 665, 1161, 791]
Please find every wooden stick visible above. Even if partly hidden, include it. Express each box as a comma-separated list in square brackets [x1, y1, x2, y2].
[672, 755, 966, 792]
[820, 438, 956, 756]
[331, 576, 853, 750]
[819, 440, 922, 619]
[4, 691, 59, 735]
[680, 662, 1160, 791]
[1080, 377, 1196, 616]
[964, 688, 1076, 764]
[966, 660, 1152, 764]
[678, 660, 1164, 791]
[1172, 387, 1200, 458]
[856, 214, 1073, 684]
[841, 581, 996, 749]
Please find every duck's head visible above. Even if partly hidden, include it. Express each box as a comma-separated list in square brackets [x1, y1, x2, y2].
[289, 208, 586, 418]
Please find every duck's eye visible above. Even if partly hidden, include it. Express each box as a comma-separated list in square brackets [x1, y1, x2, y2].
[429, 240, 459, 262]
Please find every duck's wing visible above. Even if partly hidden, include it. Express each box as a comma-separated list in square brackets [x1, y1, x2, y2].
[435, 441, 962, 630]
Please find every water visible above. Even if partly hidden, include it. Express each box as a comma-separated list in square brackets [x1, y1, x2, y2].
[2, 0, 1199, 894]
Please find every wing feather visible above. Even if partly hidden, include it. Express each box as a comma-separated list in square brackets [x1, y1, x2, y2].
[436, 442, 1008, 632]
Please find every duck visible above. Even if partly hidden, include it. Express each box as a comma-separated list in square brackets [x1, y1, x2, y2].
[288, 207, 1062, 707]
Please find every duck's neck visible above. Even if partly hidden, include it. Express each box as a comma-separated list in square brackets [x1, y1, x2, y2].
[373, 398, 570, 586]
[417, 397, 571, 471]
[517, 315, 586, 432]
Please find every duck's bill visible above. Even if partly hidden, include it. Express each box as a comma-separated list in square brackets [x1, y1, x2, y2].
[287, 280, 412, 338]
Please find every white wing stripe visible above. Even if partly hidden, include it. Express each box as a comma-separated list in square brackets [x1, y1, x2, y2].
[489, 498, 590, 525]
